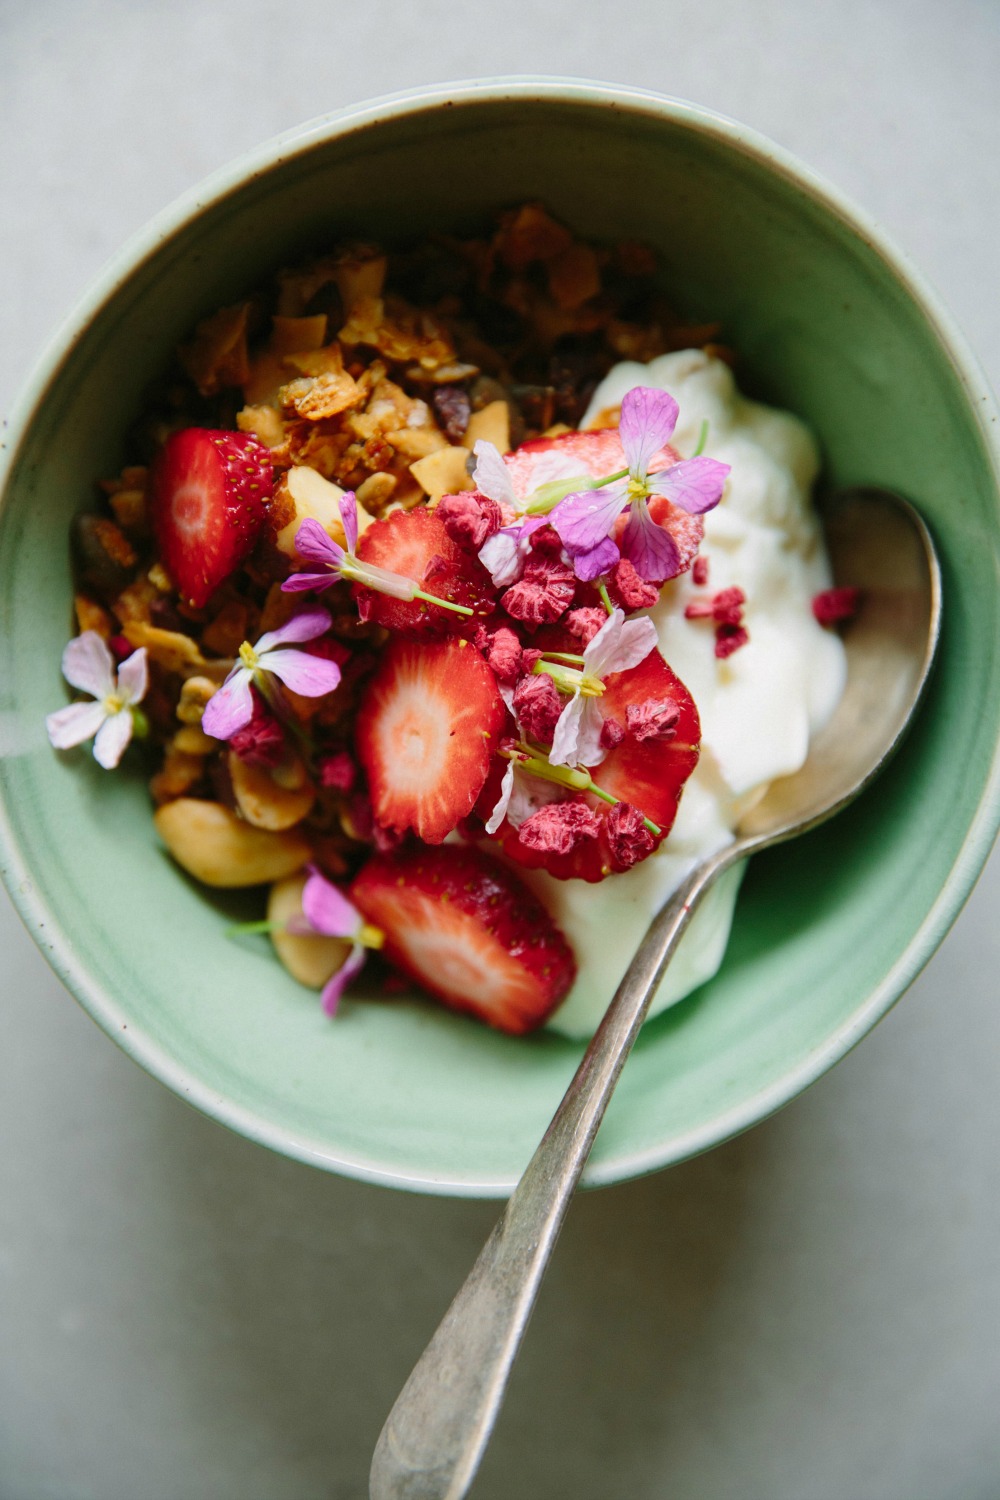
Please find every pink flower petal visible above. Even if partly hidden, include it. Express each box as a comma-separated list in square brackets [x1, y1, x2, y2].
[575, 699, 607, 768]
[620, 500, 682, 582]
[257, 606, 332, 652]
[549, 694, 586, 767]
[570, 537, 620, 581]
[551, 482, 628, 555]
[262, 648, 342, 697]
[93, 708, 133, 769]
[301, 868, 362, 939]
[46, 699, 107, 751]
[201, 668, 255, 739]
[586, 611, 658, 678]
[619, 386, 679, 476]
[472, 440, 517, 508]
[320, 943, 366, 1017]
[292, 519, 346, 570]
[339, 491, 359, 553]
[115, 647, 148, 705]
[281, 570, 336, 594]
[61, 632, 115, 699]
[485, 761, 515, 834]
[646, 455, 730, 515]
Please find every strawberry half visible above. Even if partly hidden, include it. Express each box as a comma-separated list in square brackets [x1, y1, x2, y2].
[355, 637, 505, 843]
[503, 427, 705, 577]
[489, 647, 701, 882]
[150, 428, 272, 608]
[354, 508, 492, 636]
[350, 845, 576, 1034]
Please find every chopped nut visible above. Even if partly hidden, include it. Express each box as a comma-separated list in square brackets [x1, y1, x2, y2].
[268, 873, 351, 989]
[229, 750, 316, 831]
[108, 488, 146, 532]
[463, 400, 511, 454]
[410, 445, 473, 502]
[122, 620, 206, 675]
[172, 725, 217, 756]
[154, 799, 310, 886]
[150, 747, 206, 805]
[355, 472, 397, 513]
[177, 676, 218, 725]
[237, 404, 287, 449]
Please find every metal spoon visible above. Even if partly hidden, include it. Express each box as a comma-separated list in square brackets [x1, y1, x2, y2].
[370, 487, 941, 1500]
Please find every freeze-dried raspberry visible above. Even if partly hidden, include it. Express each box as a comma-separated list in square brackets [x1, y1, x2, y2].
[605, 801, 656, 871]
[625, 698, 680, 742]
[437, 491, 503, 550]
[715, 624, 749, 659]
[599, 716, 626, 750]
[607, 557, 659, 611]
[513, 672, 563, 744]
[423, 552, 449, 582]
[691, 555, 709, 587]
[317, 750, 356, 792]
[517, 800, 601, 855]
[475, 623, 524, 684]
[565, 607, 608, 646]
[501, 555, 576, 625]
[229, 698, 285, 769]
[812, 586, 861, 626]
[528, 524, 565, 557]
[684, 586, 745, 626]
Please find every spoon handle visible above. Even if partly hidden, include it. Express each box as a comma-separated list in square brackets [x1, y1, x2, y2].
[369, 855, 723, 1500]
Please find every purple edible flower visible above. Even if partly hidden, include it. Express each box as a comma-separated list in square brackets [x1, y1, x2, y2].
[550, 386, 730, 582]
[201, 607, 342, 740]
[291, 865, 383, 1016]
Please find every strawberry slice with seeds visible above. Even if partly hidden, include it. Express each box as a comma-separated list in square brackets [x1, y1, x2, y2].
[350, 845, 576, 1034]
[492, 647, 701, 882]
[503, 428, 705, 576]
[355, 637, 505, 843]
[150, 428, 272, 608]
[354, 509, 492, 636]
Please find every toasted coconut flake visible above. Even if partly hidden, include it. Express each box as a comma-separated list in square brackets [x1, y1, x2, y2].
[178, 302, 251, 396]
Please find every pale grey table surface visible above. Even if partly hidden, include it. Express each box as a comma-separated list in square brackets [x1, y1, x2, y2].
[2, 3, 999, 1498]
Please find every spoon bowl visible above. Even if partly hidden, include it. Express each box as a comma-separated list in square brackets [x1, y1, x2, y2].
[370, 486, 942, 1500]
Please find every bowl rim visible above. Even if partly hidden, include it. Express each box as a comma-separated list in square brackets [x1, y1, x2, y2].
[3, 76, 1000, 1197]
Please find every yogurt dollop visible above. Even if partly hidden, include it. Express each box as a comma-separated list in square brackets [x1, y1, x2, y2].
[520, 349, 847, 1037]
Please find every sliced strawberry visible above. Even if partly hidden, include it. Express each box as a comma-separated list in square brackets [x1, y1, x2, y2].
[503, 428, 629, 502]
[350, 845, 576, 1034]
[355, 637, 505, 843]
[150, 428, 272, 608]
[502, 427, 705, 577]
[491, 648, 701, 882]
[353, 509, 493, 637]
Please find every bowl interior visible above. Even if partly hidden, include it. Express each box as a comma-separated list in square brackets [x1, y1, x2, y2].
[2, 85, 999, 1194]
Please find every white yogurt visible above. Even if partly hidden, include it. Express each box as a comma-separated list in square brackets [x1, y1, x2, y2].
[523, 349, 847, 1037]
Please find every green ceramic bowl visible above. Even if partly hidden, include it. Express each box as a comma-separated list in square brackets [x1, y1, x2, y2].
[2, 80, 999, 1196]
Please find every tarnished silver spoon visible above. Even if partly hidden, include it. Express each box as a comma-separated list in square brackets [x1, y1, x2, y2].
[370, 487, 942, 1500]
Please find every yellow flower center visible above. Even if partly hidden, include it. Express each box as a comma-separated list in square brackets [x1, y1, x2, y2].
[239, 641, 259, 672]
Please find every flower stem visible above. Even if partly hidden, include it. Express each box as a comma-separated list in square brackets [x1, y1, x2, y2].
[692, 419, 709, 458]
[598, 581, 615, 616]
[412, 588, 474, 617]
